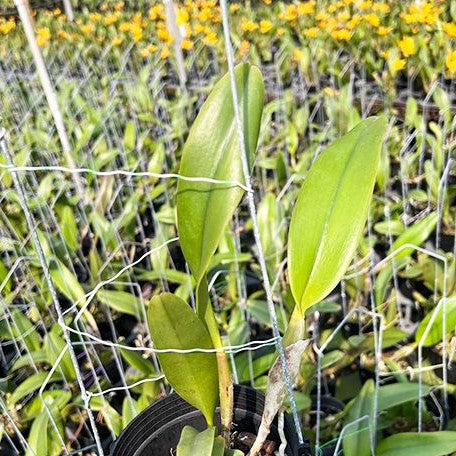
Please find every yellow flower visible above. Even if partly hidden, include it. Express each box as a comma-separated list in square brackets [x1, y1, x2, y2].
[446, 50, 456, 75]
[347, 16, 362, 30]
[89, 13, 101, 22]
[130, 24, 143, 43]
[181, 39, 194, 50]
[194, 24, 206, 34]
[372, 3, 390, 14]
[241, 20, 258, 33]
[80, 23, 95, 36]
[115, 1, 125, 11]
[443, 23, 456, 39]
[149, 5, 164, 21]
[262, 0, 272, 4]
[377, 26, 392, 36]
[328, 4, 337, 13]
[259, 20, 273, 34]
[119, 22, 131, 32]
[364, 13, 380, 28]
[303, 27, 318, 39]
[239, 40, 250, 56]
[0, 19, 16, 35]
[398, 36, 416, 57]
[176, 8, 189, 25]
[392, 58, 406, 72]
[292, 49, 304, 62]
[53, 8, 61, 16]
[36, 27, 51, 47]
[100, 3, 109, 12]
[140, 48, 150, 58]
[105, 13, 120, 26]
[281, 5, 298, 22]
[297, 1, 315, 16]
[203, 31, 218, 46]
[57, 30, 69, 40]
[160, 46, 170, 59]
[157, 28, 172, 43]
[358, 1, 372, 11]
[230, 3, 240, 13]
[277, 27, 286, 36]
[337, 11, 350, 23]
[112, 37, 123, 47]
[331, 29, 351, 41]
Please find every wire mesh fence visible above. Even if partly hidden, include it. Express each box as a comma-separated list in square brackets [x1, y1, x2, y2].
[1, 1, 455, 456]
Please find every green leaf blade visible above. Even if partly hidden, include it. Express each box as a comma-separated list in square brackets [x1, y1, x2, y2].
[177, 63, 264, 283]
[376, 431, 456, 456]
[288, 116, 388, 314]
[147, 293, 219, 426]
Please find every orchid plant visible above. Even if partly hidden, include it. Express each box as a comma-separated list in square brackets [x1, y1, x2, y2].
[147, 63, 388, 455]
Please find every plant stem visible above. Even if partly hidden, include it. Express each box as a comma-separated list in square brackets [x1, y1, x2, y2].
[197, 279, 233, 444]
[282, 307, 306, 348]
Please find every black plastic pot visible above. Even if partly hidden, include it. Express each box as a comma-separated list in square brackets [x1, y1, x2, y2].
[111, 384, 311, 456]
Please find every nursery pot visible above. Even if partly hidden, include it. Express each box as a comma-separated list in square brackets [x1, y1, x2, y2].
[111, 384, 311, 456]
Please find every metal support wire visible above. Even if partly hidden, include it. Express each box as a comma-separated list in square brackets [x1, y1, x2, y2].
[219, 0, 304, 444]
[0, 128, 105, 456]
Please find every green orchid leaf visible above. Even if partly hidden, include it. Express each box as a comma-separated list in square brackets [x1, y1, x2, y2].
[390, 212, 438, 259]
[177, 63, 264, 284]
[376, 432, 456, 456]
[147, 293, 219, 426]
[288, 116, 387, 315]
[97, 289, 142, 318]
[176, 426, 216, 456]
[25, 411, 48, 456]
[415, 297, 456, 346]
[343, 379, 375, 456]
[377, 382, 431, 410]
[9, 371, 61, 405]
[43, 324, 76, 381]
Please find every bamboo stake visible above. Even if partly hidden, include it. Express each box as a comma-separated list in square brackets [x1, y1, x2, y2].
[13, 0, 84, 197]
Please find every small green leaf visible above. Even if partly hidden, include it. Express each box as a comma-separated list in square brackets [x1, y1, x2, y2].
[377, 383, 430, 411]
[122, 397, 137, 429]
[147, 293, 219, 426]
[49, 259, 86, 306]
[390, 213, 438, 259]
[288, 116, 387, 314]
[60, 205, 78, 252]
[9, 371, 60, 405]
[176, 426, 216, 456]
[97, 289, 142, 318]
[43, 325, 76, 381]
[376, 431, 456, 456]
[177, 63, 264, 284]
[343, 379, 375, 456]
[415, 297, 456, 347]
[25, 411, 48, 456]
[119, 347, 156, 375]
[124, 120, 136, 153]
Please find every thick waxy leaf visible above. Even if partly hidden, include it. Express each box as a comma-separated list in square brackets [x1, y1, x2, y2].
[377, 383, 430, 410]
[97, 289, 142, 318]
[390, 212, 438, 259]
[376, 431, 456, 456]
[176, 426, 216, 456]
[177, 63, 264, 283]
[43, 325, 76, 381]
[147, 293, 219, 426]
[9, 371, 60, 405]
[343, 379, 375, 456]
[288, 117, 387, 314]
[25, 411, 48, 456]
[415, 297, 456, 346]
